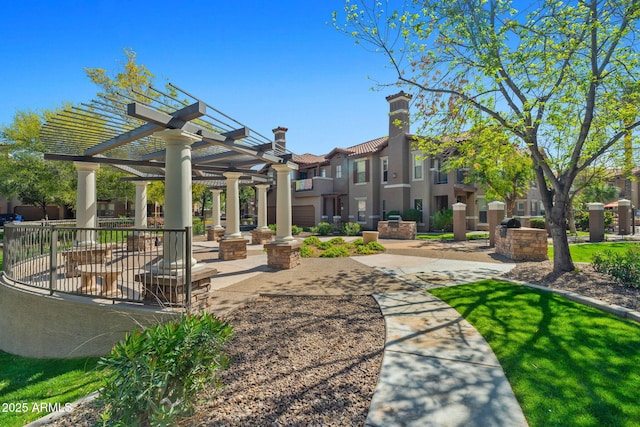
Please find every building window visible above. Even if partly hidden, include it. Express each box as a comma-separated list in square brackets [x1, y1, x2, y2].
[517, 201, 525, 216]
[531, 200, 539, 216]
[478, 198, 488, 223]
[357, 200, 366, 222]
[381, 157, 389, 183]
[456, 168, 468, 184]
[299, 171, 308, 179]
[382, 200, 386, 221]
[354, 159, 368, 183]
[414, 199, 423, 223]
[335, 164, 342, 179]
[431, 157, 448, 184]
[320, 167, 327, 177]
[413, 153, 423, 180]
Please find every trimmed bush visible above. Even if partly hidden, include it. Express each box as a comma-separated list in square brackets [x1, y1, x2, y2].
[98, 313, 233, 426]
[300, 244, 314, 258]
[314, 222, 334, 236]
[303, 236, 322, 246]
[529, 217, 546, 229]
[592, 246, 640, 288]
[353, 238, 364, 246]
[366, 241, 386, 252]
[328, 237, 346, 245]
[386, 210, 401, 220]
[291, 225, 303, 235]
[319, 245, 351, 258]
[342, 222, 361, 236]
[267, 223, 277, 232]
[356, 245, 375, 255]
[430, 209, 453, 232]
[402, 208, 423, 223]
[317, 241, 333, 250]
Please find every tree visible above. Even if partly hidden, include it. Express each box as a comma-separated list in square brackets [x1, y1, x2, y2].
[0, 110, 75, 218]
[432, 126, 533, 215]
[335, 0, 640, 272]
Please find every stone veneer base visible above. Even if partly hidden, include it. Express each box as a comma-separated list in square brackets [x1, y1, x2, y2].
[207, 228, 225, 242]
[135, 264, 217, 311]
[219, 238, 248, 260]
[377, 221, 417, 239]
[251, 229, 275, 245]
[495, 227, 548, 261]
[265, 241, 302, 269]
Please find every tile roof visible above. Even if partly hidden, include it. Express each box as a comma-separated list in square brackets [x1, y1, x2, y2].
[292, 153, 328, 165]
[344, 136, 388, 156]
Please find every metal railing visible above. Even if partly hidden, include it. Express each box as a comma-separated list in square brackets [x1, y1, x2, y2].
[3, 223, 193, 310]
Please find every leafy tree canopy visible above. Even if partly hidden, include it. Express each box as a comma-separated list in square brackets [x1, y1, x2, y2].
[335, 0, 640, 272]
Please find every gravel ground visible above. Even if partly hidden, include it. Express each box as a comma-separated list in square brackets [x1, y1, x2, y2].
[43, 249, 640, 426]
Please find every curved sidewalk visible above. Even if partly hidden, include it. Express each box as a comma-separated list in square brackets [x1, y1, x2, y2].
[354, 254, 528, 427]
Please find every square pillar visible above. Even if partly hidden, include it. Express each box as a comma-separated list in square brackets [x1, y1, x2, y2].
[452, 202, 467, 241]
[586, 202, 605, 242]
[488, 201, 505, 247]
[618, 199, 631, 235]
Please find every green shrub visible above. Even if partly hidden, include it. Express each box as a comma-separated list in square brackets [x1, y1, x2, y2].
[192, 218, 205, 235]
[267, 223, 277, 232]
[592, 246, 640, 288]
[300, 245, 314, 258]
[366, 241, 386, 252]
[356, 245, 375, 255]
[291, 225, 303, 235]
[342, 222, 361, 236]
[303, 236, 322, 246]
[314, 222, 334, 236]
[98, 313, 233, 426]
[402, 208, 423, 222]
[386, 210, 401, 220]
[328, 237, 346, 245]
[430, 209, 453, 232]
[317, 241, 333, 250]
[353, 238, 364, 246]
[529, 217, 546, 229]
[319, 246, 351, 258]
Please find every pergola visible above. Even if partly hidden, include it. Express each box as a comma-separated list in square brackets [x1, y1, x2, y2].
[41, 84, 300, 271]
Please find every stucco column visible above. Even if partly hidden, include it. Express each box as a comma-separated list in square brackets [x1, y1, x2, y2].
[586, 202, 605, 242]
[488, 201, 506, 247]
[155, 129, 200, 271]
[452, 202, 467, 241]
[134, 181, 149, 229]
[210, 189, 224, 230]
[255, 184, 270, 231]
[74, 162, 99, 246]
[223, 172, 243, 239]
[273, 164, 294, 243]
[618, 199, 631, 235]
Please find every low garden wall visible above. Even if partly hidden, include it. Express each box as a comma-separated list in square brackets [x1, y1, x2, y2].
[495, 227, 548, 261]
[377, 221, 417, 239]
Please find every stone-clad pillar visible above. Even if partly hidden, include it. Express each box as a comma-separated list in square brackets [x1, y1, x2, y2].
[618, 199, 631, 235]
[74, 162, 99, 245]
[155, 129, 200, 271]
[452, 202, 466, 241]
[586, 202, 604, 242]
[488, 201, 506, 247]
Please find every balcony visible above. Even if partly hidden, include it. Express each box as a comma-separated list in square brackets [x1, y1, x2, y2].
[293, 177, 335, 198]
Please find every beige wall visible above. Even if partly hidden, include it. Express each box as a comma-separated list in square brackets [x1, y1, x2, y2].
[0, 278, 178, 358]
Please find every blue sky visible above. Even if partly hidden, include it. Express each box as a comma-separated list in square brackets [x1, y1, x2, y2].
[0, 1, 400, 155]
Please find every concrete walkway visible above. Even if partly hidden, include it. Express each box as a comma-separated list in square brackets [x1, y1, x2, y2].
[351, 254, 527, 427]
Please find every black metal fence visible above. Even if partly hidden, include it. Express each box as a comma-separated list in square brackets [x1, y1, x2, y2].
[2, 221, 193, 309]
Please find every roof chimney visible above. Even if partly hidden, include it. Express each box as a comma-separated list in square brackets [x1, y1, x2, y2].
[386, 91, 412, 139]
[272, 126, 288, 155]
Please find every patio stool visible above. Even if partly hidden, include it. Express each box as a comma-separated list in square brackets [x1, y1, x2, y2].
[76, 264, 123, 296]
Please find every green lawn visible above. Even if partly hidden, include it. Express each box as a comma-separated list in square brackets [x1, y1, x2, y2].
[0, 352, 102, 427]
[549, 241, 640, 262]
[430, 281, 640, 427]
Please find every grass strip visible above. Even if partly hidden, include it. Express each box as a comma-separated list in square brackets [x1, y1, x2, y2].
[548, 241, 640, 262]
[429, 280, 640, 427]
[0, 351, 101, 427]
